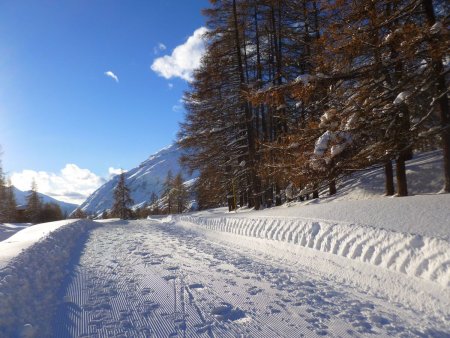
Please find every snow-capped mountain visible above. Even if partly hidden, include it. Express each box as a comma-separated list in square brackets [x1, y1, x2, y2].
[78, 144, 196, 215]
[13, 186, 78, 215]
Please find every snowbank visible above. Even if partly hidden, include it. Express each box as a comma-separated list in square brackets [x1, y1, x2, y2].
[0, 220, 78, 269]
[0, 223, 30, 242]
[175, 198, 450, 288]
[0, 219, 97, 337]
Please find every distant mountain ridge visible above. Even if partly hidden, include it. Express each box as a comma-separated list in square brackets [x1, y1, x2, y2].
[78, 144, 196, 215]
[13, 186, 79, 215]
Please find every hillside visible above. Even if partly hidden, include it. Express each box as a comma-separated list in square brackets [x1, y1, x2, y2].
[78, 144, 196, 215]
[13, 186, 78, 215]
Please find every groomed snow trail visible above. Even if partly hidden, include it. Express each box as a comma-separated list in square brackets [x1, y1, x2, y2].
[53, 220, 449, 337]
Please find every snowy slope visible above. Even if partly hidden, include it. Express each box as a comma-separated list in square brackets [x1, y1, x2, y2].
[0, 219, 98, 337]
[313, 150, 444, 201]
[13, 186, 78, 214]
[78, 144, 196, 215]
[0, 219, 79, 268]
[175, 194, 450, 288]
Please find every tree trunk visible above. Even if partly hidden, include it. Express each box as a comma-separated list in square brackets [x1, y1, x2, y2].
[232, 0, 260, 209]
[422, 0, 450, 192]
[329, 180, 336, 195]
[275, 183, 282, 206]
[312, 186, 319, 199]
[384, 161, 395, 196]
[396, 155, 408, 196]
[227, 194, 235, 212]
[266, 183, 273, 207]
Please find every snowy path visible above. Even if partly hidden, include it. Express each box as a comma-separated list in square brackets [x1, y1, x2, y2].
[52, 220, 449, 337]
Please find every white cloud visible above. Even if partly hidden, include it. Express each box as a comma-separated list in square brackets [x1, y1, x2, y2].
[172, 104, 182, 112]
[151, 27, 208, 82]
[10, 164, 106, 205]
[108, 167, 125, 178]
[153, 42, 167, 54]
[104, 70, 119, 82]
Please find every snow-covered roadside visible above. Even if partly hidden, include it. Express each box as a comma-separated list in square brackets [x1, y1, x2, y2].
[168, 194, 450, 323]
[0, 220, 79, 269]
[0, 223, 30, 242]
[191, 194, 450, 241]
[177, 221, 449, 321]
[0, 219, 97, 337]
[176, 212, 450, 287]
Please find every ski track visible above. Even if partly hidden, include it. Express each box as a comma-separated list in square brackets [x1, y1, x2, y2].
[52, 220, 449, 337]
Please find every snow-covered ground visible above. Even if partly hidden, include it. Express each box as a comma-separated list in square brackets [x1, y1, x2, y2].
[0, 223, 30, 242]
[47, 213, 447, 337]
[0, 151, 449, 337]
[1, 198, 448, 337]
[0, 220, 98, 337]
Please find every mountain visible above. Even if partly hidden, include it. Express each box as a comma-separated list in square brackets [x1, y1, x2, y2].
[13, 187, 79, 215]
[78, 144, 196, 215]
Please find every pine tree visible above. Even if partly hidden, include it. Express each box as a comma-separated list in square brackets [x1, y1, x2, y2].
[39, 203, 63, 223]
[149, 191, 160, 215]
[72, 208, 87, 219]
[162, 170, 174, 214]
[5, 179, 17, 222]
[26, 179, 42, 223]
[0, 159, 6, 223]
[172, 173, 189, 213]
[111, 172, 134, 219]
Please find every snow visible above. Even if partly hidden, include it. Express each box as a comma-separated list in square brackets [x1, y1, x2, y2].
[393, 91, 411, 105]
[294, 73, 313, 84]
[53, 218, 449, 336]
[0, 220, 78, 268]
[313, 130, 351, 157]
[430, 22, 443, 35]
[1, 151, 449, 337]
[314, 130, 333, 156]
[12, 186, 78, 214]
[344, 113, 357, 130]
[330, 143, 346, 157]
[0, 223, 30, 242]
[78, 143, 197, 215]
[176, 194, 450, 287]
[0, 219, 98, 337]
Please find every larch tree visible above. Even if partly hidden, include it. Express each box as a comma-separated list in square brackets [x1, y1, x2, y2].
[111, 172, 134, 219]
[172, 173, 189, 214]
[179, 0, 448, 209]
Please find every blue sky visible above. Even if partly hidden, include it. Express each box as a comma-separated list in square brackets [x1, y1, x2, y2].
[0, 0, 208, 203]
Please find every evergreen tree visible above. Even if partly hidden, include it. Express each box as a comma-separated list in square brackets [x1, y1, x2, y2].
[5, 179, 17, 222]
[26, 179, 42, 223]
[111, 172, 134, 219]
[71, 208, 87, 219]
[0, 158, 6, 223]
[172, 173, 189, 214]
[39, 203, 63, 223]
[162, 170, 174, 214]
[149, 191, 160, 215]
